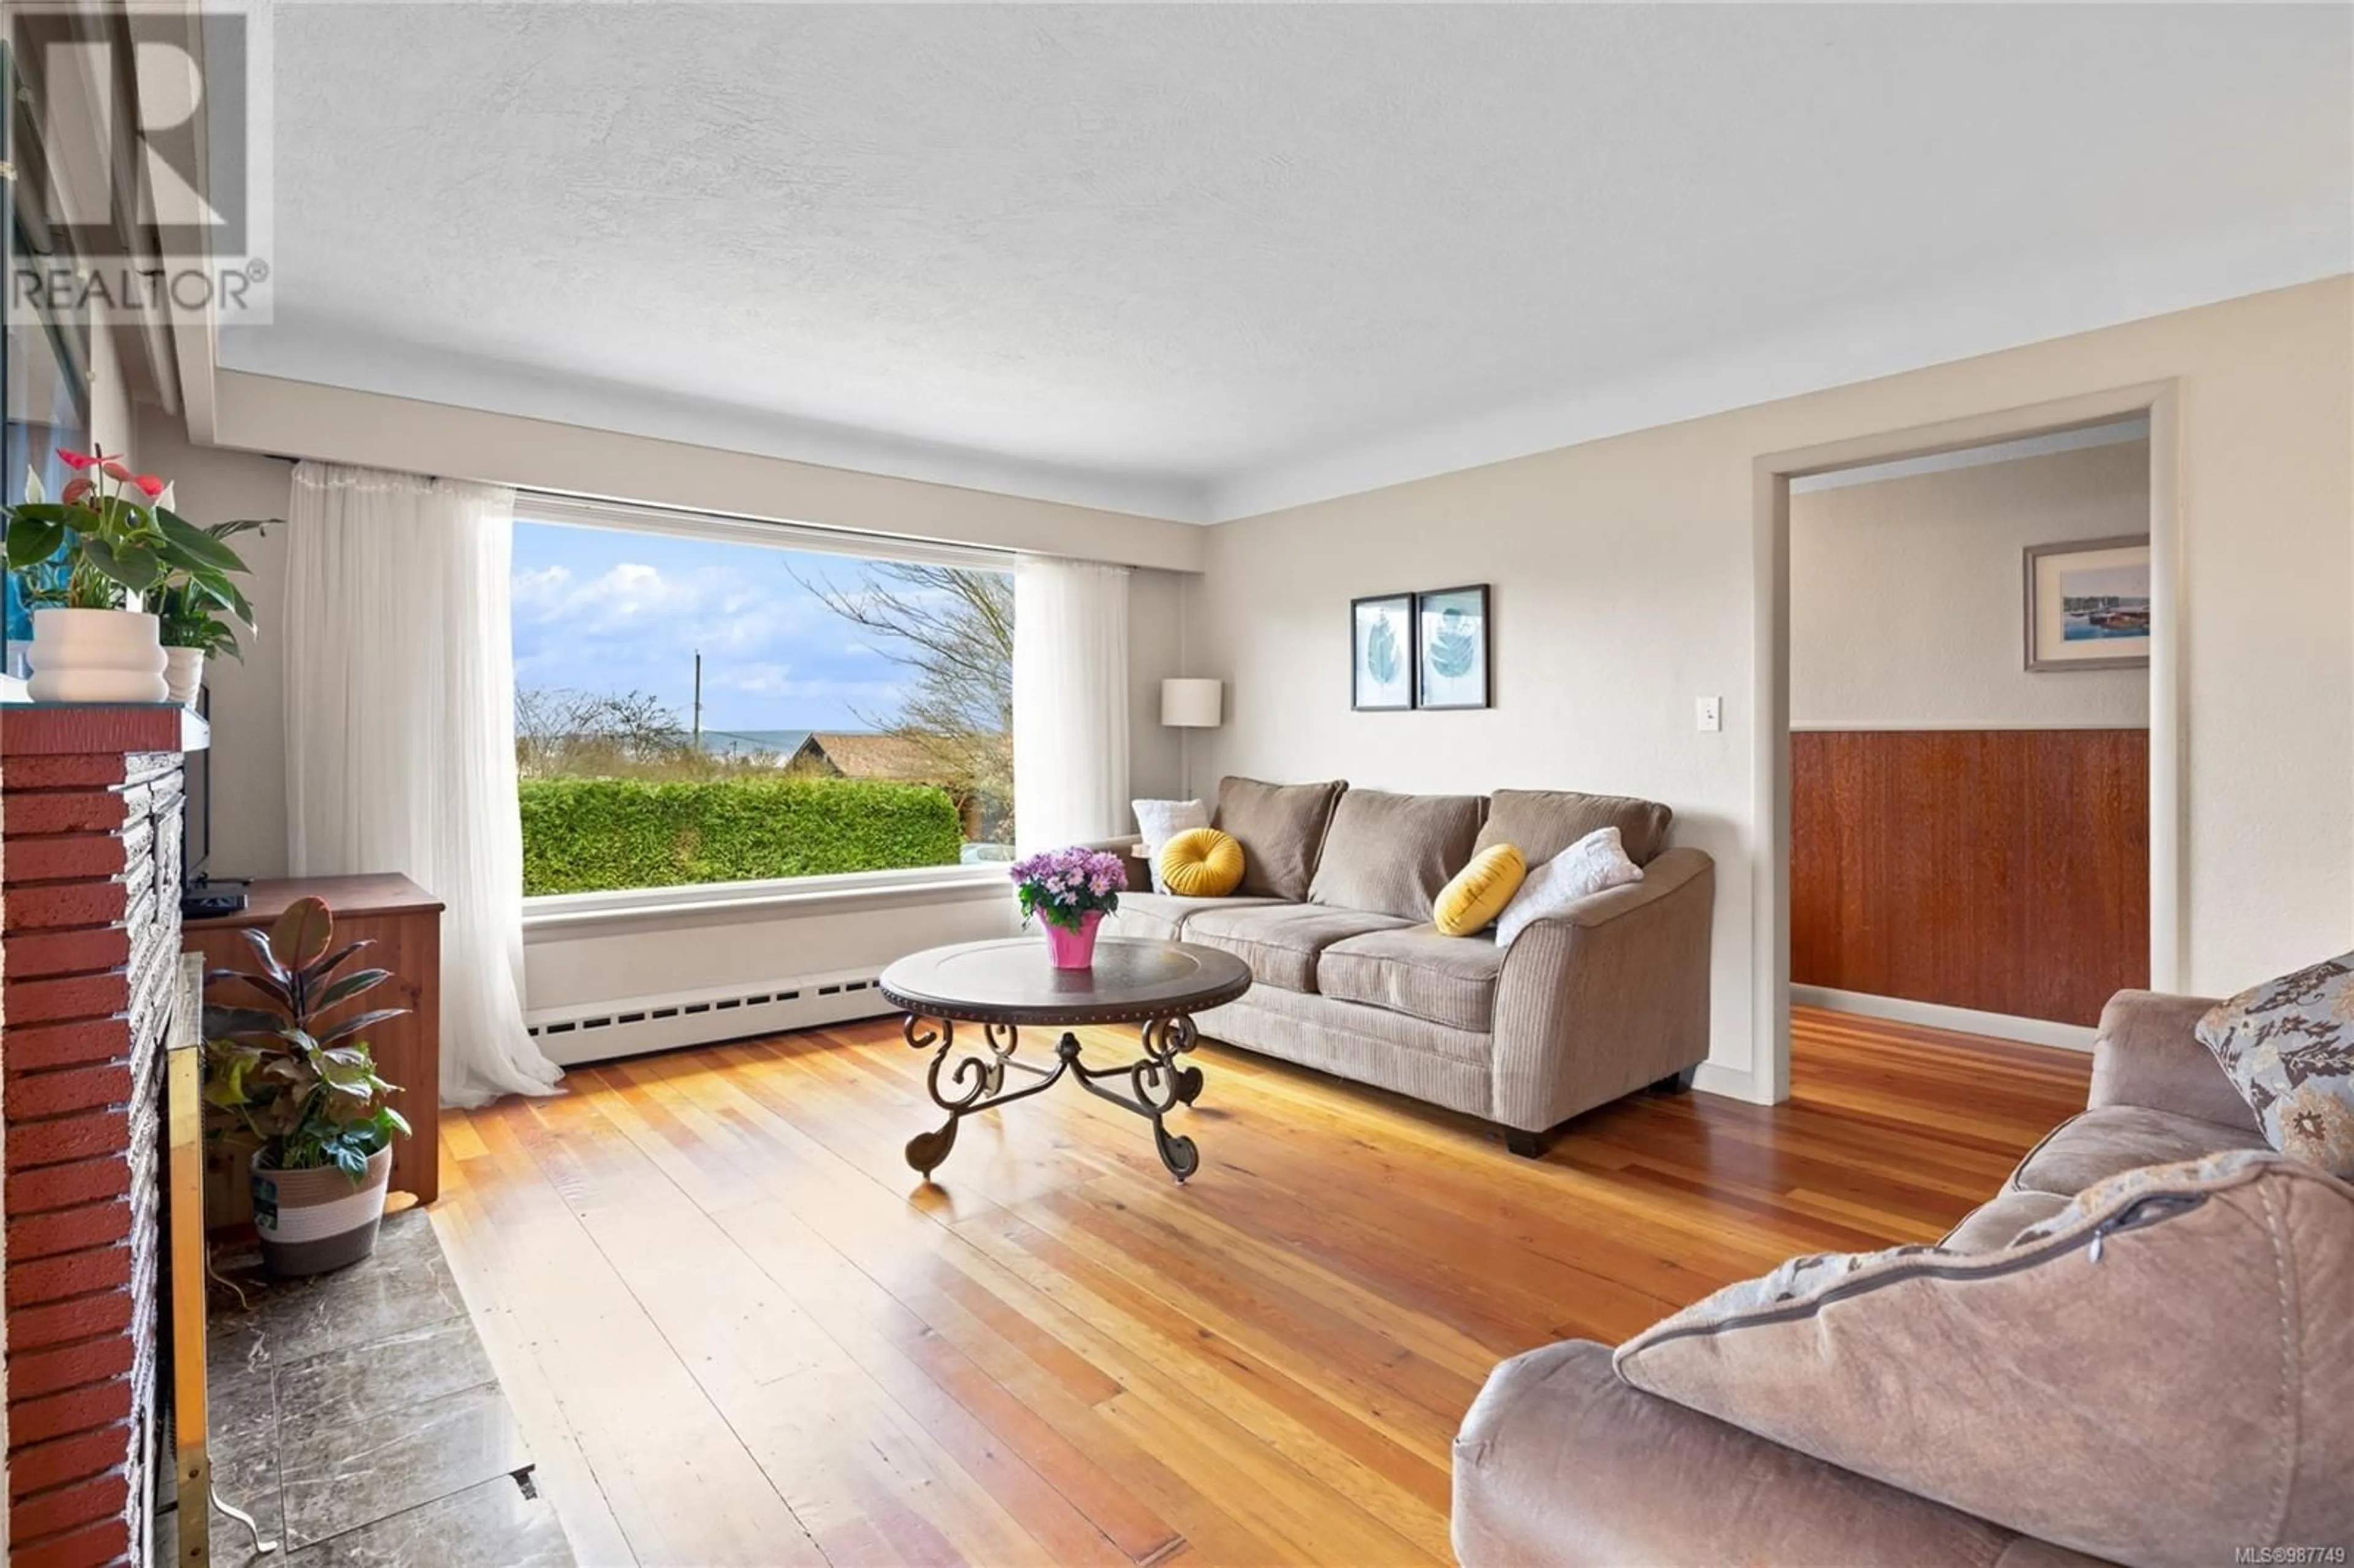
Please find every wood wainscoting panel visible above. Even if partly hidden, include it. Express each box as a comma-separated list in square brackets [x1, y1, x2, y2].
[1791, 728, 2148, 1026]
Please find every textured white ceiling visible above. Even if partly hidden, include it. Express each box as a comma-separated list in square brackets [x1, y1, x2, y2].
[221, 3, 2353, 521]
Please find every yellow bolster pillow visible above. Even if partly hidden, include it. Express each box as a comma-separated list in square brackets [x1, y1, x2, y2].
[1159, 827, 1246, 898]
[1434, 843, 1526, 936]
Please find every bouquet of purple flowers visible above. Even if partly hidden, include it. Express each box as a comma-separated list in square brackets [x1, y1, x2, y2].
[1011, 845, 1129, 931]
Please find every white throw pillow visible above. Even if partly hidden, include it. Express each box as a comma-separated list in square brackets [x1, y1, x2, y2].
[1132, 798, 1209, 892]
[1494, 826, 1645, 946]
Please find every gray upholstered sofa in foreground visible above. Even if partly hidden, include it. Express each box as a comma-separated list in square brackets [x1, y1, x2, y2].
[1452, 989, 2354, 1566]
[1109, 776, 1715, 1152]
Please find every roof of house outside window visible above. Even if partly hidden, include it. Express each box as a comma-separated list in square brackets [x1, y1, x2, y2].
[806, 731, 948, 782]
[695, 728, 818, 762]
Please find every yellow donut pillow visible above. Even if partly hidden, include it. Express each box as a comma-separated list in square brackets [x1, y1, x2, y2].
[1434, 843, 1526, 936]
[1159, 826, 1246, 898]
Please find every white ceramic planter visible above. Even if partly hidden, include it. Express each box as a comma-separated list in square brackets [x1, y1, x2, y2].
[162, 646, 206, 707]
[25, 609, 170, 703]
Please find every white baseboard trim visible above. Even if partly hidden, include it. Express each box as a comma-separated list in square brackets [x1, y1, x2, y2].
[527, 965, 898, 1067]
[1793, 986, 2097, 1053]
[1691, 1060, 1771, 1105]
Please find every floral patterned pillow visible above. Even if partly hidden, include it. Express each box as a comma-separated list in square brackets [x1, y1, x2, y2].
[2195, 952, 2354, 1176]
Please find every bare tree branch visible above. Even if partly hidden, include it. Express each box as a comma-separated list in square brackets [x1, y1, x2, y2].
[794, 561, 1014, 837]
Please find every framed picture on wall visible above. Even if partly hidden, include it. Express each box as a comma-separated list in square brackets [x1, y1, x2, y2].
[1415, 584, 1490, 709]
[1350, 592, 1415, 710]
[2024, 536, 2150, 671]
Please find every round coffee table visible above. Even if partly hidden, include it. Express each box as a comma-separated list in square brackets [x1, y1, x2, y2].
[878, 937, 1251, 1183]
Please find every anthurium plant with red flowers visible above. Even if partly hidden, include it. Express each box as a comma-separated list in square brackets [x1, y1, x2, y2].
[3, 446, 264, 613]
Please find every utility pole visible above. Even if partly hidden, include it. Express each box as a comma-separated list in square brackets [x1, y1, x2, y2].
[691, 650, 703, 751]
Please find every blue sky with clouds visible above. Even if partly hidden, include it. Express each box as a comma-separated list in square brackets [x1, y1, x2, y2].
[511, 520, 927, 734]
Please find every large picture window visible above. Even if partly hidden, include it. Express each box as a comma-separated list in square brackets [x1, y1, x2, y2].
[512, 505, 1013, 898]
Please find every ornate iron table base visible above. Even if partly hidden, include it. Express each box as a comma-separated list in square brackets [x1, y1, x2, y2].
[902, 1015, 1207, 1182]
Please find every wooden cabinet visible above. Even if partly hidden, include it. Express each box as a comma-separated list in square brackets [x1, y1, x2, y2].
[186, 874, 444, 1219]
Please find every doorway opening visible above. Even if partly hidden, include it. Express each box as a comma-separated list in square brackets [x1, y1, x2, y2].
[1751, 386, 2180, 1103]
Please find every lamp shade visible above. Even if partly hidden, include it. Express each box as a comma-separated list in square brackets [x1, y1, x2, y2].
[1160, 677, 1223, 728]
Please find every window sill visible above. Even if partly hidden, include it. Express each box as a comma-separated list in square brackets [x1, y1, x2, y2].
[521, 863, 1010, 938]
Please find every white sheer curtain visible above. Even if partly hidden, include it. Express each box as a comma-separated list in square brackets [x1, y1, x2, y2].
[283, 463, 563, 1108]
[1012, 555, 1132, 850]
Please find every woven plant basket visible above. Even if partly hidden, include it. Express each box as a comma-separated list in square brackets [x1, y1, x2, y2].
[251, 1146, 393, 1276]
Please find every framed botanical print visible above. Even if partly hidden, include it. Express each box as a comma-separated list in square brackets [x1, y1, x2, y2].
[1350, 592, 1414, 710]
[2024, 536, 2150, 671]
[1415, 584, 1490, 709]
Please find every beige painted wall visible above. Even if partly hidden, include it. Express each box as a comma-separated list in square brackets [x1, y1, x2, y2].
[1128, 570, 1187, 801]
[135, 411, 295, 879]
[1791, 440, 2151, 729]
[1192, 276, 2353, 1099]
[206, 370, 1206, 573]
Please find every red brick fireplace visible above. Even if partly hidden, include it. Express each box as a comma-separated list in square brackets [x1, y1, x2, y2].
[2, 705, 200, 1566]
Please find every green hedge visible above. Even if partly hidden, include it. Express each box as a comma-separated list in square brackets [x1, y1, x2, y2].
[519, 775, 964, 896]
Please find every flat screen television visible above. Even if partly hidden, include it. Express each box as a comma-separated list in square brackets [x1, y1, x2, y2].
[179, 688, 246, 916]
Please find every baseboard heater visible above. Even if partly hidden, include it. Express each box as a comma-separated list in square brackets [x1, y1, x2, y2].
[525, 965, 901, 1067]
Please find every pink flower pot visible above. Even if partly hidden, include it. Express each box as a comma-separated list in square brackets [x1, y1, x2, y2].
[1042, 910, 1104, 970]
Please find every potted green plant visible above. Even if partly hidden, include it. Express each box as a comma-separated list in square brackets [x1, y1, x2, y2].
[202, 896, 412, 1276]
[2, 448, 260, 702]
[151, 516, 268, 706]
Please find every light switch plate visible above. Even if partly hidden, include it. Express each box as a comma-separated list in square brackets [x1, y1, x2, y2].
[1696, 696, 1722, 733]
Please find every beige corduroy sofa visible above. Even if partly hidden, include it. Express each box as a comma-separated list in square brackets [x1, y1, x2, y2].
[1110, 777, 1716, 1152]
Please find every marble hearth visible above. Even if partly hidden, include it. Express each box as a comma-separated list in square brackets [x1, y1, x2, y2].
[185, 1209, 572, 1566]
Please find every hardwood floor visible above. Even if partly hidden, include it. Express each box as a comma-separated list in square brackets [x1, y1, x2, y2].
[432, 1005, 2091, 1568]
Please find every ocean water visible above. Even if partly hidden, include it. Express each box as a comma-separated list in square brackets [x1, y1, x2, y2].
[2062, 613, 2146, 642]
